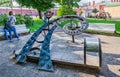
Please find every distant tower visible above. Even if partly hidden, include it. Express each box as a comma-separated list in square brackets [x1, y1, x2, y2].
[93, 1, 95, 6]
[111, 0, 113, 2]
[89, 1, 91, 6]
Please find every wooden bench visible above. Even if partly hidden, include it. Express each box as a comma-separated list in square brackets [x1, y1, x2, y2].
[0, 24, 30, 40]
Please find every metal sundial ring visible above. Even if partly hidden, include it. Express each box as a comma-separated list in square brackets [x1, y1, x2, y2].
[56, 15, 89, 43]
[62, 16, 88, 35]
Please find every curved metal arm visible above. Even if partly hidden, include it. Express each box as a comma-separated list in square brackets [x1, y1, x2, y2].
[16, 23, 50, 63]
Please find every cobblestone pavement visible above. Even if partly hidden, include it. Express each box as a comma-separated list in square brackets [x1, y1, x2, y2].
[0, 29, 120, 77]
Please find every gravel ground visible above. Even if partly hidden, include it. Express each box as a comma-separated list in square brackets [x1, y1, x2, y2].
[0, 28, 120, 77]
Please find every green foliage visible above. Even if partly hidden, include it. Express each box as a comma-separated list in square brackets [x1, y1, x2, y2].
[16, 0, 54, 11]
[15, 14, 33, 26]
[0, 14, 8, 26]
[16, 0, 55, 19]
[54, 0, 80, 17]
[0, 14, 33, 26]
[53, 0, 80, 8]
[60, 20, 78, 27]
[0, 0, 11, 6]
[24, 14, 34, 26]
[57, 5, 76, 16]
[80, 10, 83, 15]
[0, 0, 13, 8]
[15, 14, 25, 24]
[92, 8, 99, 13]
[27, 18, 44, 32]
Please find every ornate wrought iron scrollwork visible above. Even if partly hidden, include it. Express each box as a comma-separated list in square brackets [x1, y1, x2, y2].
[62, 16, 88, 35]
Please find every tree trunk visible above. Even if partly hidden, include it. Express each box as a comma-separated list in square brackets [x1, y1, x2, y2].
[38, 10, 42, 19]
[20, 6, 22, 15]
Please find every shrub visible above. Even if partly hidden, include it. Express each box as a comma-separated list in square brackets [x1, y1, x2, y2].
[0, 14, 34, 27]
[15, 14, 25, 25]
[79, 10, 83, 15]
[57, 5, 76, 16]
[24, 14, 34, 26]
[15, 14, 33, 26]
[92, 8, 99, 14]
[0, 14, 8, 26]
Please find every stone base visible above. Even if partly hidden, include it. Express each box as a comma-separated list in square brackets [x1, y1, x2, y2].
[14, 45, 101, 70]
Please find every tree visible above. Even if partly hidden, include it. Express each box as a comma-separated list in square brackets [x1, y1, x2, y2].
[53, 0, 81, 8]
[57, 5, 76, 16]
[16, 0, 55, 19]
[0, 0, 11, 6]
[53, 0, 81, 16]
[92, 8, 99, 14]
[0, 0, 14, 11]
[79, 10, 83, 15]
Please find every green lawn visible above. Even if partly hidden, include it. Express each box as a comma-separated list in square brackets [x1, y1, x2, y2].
[27, 17, 120, 35]
[28, 18, 78, 32]
[87, 18, 120, 34]
[60, 20, 78, 27]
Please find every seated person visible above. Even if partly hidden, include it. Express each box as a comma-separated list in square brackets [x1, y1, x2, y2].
[4, 11, 19, 41]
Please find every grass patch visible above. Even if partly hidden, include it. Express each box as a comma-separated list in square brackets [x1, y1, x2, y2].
[0, 23, 3, 26]
[87, 18, 120, 34]
[60, 20, 78, 27]
[27, 18, 78, 33]
[26, 17, 120, 36]
[27, 18, 44, 32]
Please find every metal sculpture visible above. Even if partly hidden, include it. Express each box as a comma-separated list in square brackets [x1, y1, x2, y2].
[16, 23, 49, 63]
[44, 11, 54, 29]
[16, 11, 54, 63]
[16, 15, 101, 72]
[38, 24, 57, 71]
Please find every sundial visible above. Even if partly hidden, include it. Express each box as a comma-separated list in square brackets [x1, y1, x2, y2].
[14, 15, 102, 72]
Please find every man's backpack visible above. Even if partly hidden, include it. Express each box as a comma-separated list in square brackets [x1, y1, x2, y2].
[5, 17, 13, 28]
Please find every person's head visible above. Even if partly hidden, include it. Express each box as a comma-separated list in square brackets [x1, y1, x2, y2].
[9, 11, 13, 16]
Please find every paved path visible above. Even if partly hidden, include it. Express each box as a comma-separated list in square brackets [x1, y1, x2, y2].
[0, 28, 120, 77]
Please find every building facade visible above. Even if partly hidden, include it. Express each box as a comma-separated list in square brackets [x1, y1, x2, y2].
[0, 7, 38, 16]
[79, 0, 120, 18]
[104, 0, 120, 18]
